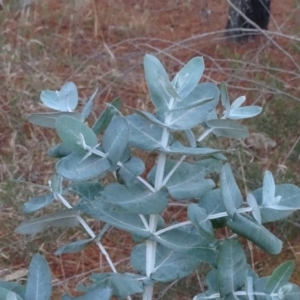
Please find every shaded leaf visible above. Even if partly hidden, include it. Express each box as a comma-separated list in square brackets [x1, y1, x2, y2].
[15, 209, 79, 235]
[81, 88, 99, 120]
[92, 98, 121, 134]
[217, 239, 247, 297]
[47, 143, 72, 158]
[101, 183, 168, 214]
[55, 238, 94, 255]
[220, 163, 243, 218]
[227, 213, 282, 255]
[117, 157, 145, 186]
[62, 287, 111, 300]
[265, 261, 295, 294]
[23, 193, 55, 214]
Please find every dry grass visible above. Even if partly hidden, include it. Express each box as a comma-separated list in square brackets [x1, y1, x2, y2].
[1, 0, 300, 298]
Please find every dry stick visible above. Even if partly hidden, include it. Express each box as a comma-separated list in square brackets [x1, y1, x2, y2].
[226, 0, 300, 72]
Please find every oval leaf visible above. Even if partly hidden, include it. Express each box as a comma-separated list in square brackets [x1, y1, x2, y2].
[59, 82, 78, 111]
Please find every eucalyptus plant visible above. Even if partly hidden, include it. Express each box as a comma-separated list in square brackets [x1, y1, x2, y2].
[2, 54, 300, 300]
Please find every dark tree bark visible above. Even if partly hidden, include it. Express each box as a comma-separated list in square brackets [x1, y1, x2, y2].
[225, 0, 271, 42]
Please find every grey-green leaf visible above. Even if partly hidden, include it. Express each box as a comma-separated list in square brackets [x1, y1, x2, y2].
[253, 184, 300, 223]
[126, 113, 169, 151]
[220, 163, 243, 218]
[264, 261, 295, 294]
[131, 243, 201, 282]
[15, 209, 79, 235]
[247, 193, 261, 224]
[55, 238, 94, 255]
[24, 254, 51, 300]
[229, 106, 262, 120]
[55, 115, 98, 153]
[206, 119, 249, 139]
[81, 88, 99, 120]
[92, 98, 121, 134]
[23, 193, 55, 214]
[188, 204, 214, 239]
[59, 81, 78, 111]
[144, 54, 170, 113]
[262, 170, 276, 206]
[220, 82, 230, 113]
[0, 288, 23, 300]
[102, 117, 128, 165]
[40, 90, 59, 110]
[217, 239, 247, 297]
[227, 213, 282, 255]
[172, 57, 204, 98]
[117, 157, 145, 186]
[101, 183, 168, 214]
[77, 200, 151, 238]
[56, 152, 111, 181]
[62, 287, 111, 300]
[27, 112, 84, 128]
[0, 282, 25, 299]
[47, 143, 72, 158]
[81, 273, 144, 298]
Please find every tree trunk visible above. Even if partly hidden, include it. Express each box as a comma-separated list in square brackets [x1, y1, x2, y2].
[225, 0, 271, 42]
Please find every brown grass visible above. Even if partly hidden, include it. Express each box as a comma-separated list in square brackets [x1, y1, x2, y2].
[1, 0, 300, 298]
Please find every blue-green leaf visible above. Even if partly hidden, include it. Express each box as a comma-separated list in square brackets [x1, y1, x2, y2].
[40, 90, 59, 110]
[227, 213, 282, 255]
[102, 117, 128, 165]
[220, 163, 243, 218]
[217, 239, 247, 297]
[117, 157, 145, 186]
[47, 143, 72, 158]
[148, 159, 220, 200]
[262, 170, 276, 206]
[167, 83, 219, 131]
[206, 119, 249, 139]
[229, 106, 262, 120]
[188, 204, 214, 239]
[0, 288, 23, 300]
[55, 238, 94, 255]
[144, 54, 170, 113]
[58, 82, 78, 111]
[131, 243, 201, 282]
[24, 254, 51, 300]
[264, 261, 295, 294]
[0, 283, 25, 299]
[15, 209, 79, 235]
[27, 112, 84, 128]
[220, 82, 230, 113]
[163, 140, 222, 156]
[62, 287, 111, 300]
[77, 200, 151, 238]
[126, 113, 171, 151]
[23, 193, 55, 214]
[252, 184, 300, 223]
[79, 273, 144, 298]
[56, 152, 111, 181]
[172, 57, 204, 98]
[92, 98, 121, 134]
[101, 183, 168, 214]
[81, 88, 99, 120]
[69, 182, 104, 200]
[247, 193, 261, 224]
[55, 115, 98, 154]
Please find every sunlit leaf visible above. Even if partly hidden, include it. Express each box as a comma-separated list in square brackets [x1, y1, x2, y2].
[58, 82, 78, 111]
[81, 88, 99, 120]
[40, 90, 59, 110]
